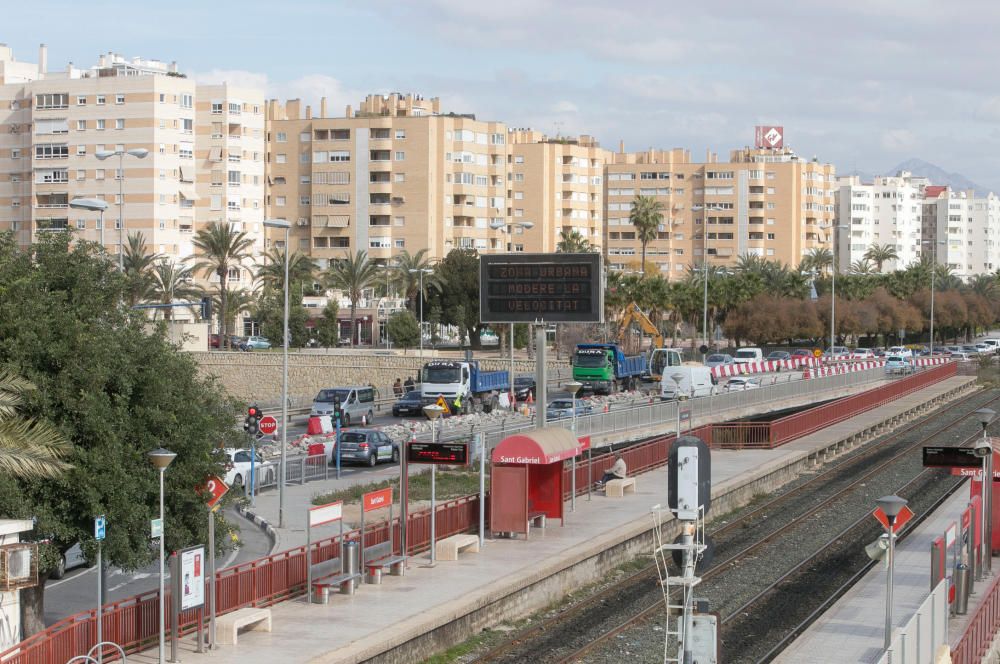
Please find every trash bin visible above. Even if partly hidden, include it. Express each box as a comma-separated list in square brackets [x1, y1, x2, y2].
[955, 562, 970, 615]
[341, 541, 359, 595]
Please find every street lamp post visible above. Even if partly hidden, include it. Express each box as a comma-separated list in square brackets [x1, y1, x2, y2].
[408, 268, 433, 358]
[69, 198, 109, 251]
[95, 148, 148, 270]
[922, 240, 946, 355]
[876, 495, 908, 651]
[976, 409, 995, 578]
[147, 447, 177, 664]
[263, 219, 291, 528]
[423, 404, 445, 565]
[566, 381, 582, 512]
[830, 224, 849, 350]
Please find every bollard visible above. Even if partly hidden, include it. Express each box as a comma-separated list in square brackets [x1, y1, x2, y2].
[341, 541, 359, 595]
[954, 562, 970, 615]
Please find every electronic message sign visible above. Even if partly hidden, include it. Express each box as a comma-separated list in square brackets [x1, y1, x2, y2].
[407, 442, 470, 466]
[479, 253, 603, 323]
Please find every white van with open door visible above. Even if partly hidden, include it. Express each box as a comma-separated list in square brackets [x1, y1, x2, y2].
[661, 366, 716, 400]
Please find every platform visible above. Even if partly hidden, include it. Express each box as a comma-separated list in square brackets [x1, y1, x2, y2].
[126, 376, 977, 664]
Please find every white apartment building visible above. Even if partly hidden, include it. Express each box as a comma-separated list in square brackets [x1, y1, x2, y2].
[0, 45, 266, 313]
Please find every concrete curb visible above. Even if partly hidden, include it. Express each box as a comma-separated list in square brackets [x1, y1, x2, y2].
[236, 502, 280, 555]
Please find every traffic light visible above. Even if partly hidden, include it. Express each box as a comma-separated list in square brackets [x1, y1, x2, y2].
[243, 404, 262, 435]
[333, 397, 342, 423]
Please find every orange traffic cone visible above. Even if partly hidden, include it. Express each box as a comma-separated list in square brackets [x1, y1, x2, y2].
[526, 391, 534, 405]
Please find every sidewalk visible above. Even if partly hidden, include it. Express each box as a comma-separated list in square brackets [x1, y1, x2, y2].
[126, 376, 976, 664]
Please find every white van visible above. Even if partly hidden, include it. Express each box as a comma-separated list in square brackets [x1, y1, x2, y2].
[979, 339, 1000, 354]
[310, 386, 376, 426]
[733, 347, 763, 365]
[661, 366, 716, 400]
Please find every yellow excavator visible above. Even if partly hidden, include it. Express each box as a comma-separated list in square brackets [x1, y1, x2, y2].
[616, 302, 682, 381]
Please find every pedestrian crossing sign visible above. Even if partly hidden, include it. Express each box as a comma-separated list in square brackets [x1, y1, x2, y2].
[435, 395, 451, 415]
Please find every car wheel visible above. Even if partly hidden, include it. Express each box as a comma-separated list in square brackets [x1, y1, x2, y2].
[232, 473, 243, 487]
[367, 452, 377, 467]
[51, 558, 66, 580]
[392, 448, 400, 463]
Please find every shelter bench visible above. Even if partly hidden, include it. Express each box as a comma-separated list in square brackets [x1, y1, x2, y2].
[436, 534, 480, 561]
[528, 511, 547, 529]
[312, 571, 362, 603]
[216, 607, 272, 645]
[605, 477, 636, 498]
[364, 554, 407, 584]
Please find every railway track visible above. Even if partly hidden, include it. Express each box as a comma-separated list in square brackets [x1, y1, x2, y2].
[470, 386, 995, 664]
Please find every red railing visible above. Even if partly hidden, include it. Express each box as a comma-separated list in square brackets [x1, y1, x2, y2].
[952, 570, 1000, 664]
[712, 363, 956, 450]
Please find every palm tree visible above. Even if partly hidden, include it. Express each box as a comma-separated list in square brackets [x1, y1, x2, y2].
[150, 260, 201, 321]
[191, 222, 255, 348]
[628, 196, 664, 275]
[863, 243, 900, 272]
[969, 274, 998, 299]
[0, 370, 71, 479]
[211, 286, 257, 340]
[122, 232, 161, 307]
[800, 247, 834, 275]
[850, 258, 876, 275]
[556, 229, 593, 253]
[256, 248, 317, 295]
[326, 250, 381, 346]
[391, 249, 438, 312]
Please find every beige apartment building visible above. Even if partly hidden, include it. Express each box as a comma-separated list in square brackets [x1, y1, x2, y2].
[604, 146, 836, 276]
[0, 45, 266, 309]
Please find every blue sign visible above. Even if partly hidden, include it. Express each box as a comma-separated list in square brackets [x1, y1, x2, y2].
[95, 515, 106, 541]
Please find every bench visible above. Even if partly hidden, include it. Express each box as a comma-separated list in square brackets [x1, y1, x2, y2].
[364, 555, 407, 584]
[435, 534, 480, 561]
[311, 572, 362, 603]
[605, 477, 636, 498]
[528, 511, 547, 529]
[216, 607, 272, 645]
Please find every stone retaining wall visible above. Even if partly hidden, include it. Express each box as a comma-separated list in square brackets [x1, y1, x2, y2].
[191, 351, 569, 404]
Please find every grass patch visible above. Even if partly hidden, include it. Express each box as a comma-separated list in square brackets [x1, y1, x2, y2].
[312, 468, 486, 505]
[421, 632, 494, 664]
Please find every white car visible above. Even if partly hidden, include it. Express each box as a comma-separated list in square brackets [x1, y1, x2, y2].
[851, 348, 875, 359]
[887, 346, 913, 358]
[732, 347, 763, 365]
[724, 377, 761, 392]
[221, 448, 276, 489]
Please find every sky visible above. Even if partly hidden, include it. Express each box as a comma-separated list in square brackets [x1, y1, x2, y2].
[6, 0, 1000, 190]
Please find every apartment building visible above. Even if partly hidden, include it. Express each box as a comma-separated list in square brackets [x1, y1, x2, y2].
[0, 45, 266, 304]
[604, 145, 836, 275]
[507, 130, 609, 253]
[265, 93, 512, 268]
[835, 171, 929, 272]
[920, 187, 1000, 278]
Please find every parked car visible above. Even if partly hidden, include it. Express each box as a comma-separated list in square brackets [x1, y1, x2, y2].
[949, 349, 973, 361]
[851, 348, 876, 359]
[209, 334, 220, 349]
[962, 345, 984, 356]
[791, 348, 816, 359]
[824, 346, 851, 359]
[241, 335, 271, 351]
[310, 386, 376, 425]
[49, 542, 89, 579]
[887, 346, 913, 358]
[513, 375, 536, 401]
[724, 377, 761, 392]
[337, 429, 399, 467]
[766, 351, 791, 362]
[392, 390, 424, 417]
[885, 355, 913, 375]
[546, 399, 593, 420]
[704, 353, 735, 369]
[733, 347, 763, 365]
[221, 448, 275, 488]
[979, 339, 1000, 354]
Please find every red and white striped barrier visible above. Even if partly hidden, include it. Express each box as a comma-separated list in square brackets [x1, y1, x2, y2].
[711, 356, 817, 379]
[804, 360, 883, 378]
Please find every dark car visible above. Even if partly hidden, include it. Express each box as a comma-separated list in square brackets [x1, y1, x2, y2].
[513, 375, 536, 401]
[337, 429, 398, 467]
[766, 351, 791, 361]
[209, 334, 221, 349]
[393, 390, 424, 417]
[791, 348, 815, 358]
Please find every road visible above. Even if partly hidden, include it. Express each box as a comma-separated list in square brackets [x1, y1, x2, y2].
[44, 506, 273, 625]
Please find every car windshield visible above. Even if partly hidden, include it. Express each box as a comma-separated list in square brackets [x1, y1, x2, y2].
[340, 432, 368, 443]
[422, 366, 461, 383]
[403, 391, 421, 400]
[549, 400, 573, 409]
[887, 356, 904, 362]
[768, 352, 786, 358]
[315, 389, 350, 403]
[514, 377, 534, 386]
[574, 351, 609, 368]
[707, 354, 727, 362]
[735, 350, 757, 359]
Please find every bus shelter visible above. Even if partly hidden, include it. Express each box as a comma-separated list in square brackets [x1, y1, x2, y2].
[490, 427, 580, 538]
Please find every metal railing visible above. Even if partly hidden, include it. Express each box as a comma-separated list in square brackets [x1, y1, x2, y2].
[952, 570, 1000, 664]
[877, 579, 948, 664]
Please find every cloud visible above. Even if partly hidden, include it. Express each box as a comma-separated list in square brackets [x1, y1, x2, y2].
[880, 129, 916, 152]
[191, 68, 269, 90]
[551, 100, 579, 113]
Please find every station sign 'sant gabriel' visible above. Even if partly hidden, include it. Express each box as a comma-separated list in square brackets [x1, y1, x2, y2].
[479, 253, 604, 324]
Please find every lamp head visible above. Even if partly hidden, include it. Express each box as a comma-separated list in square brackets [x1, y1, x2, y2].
[147, 447, 177, 471]
[69, 197, 109, 212]
[876, 495, 907, 519]
[126, 148, 149, 159]
[565, 381, 582, 396]
[489, 220, 506, 230]
[423, 404, 445, 420]
[671, 373, 684, 385]
[520, 221, 535, 230]
[263, 218, 291, 229]
[95, 150, 115, 160]
[976, 408, 995, 429]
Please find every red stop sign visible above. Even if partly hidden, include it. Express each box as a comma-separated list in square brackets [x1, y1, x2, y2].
[258, 415, 278, 436]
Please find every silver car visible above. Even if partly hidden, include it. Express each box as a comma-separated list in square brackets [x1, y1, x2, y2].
[704, 353, 734, 369]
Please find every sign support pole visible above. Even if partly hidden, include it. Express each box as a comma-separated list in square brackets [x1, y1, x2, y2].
[170, 553, 179, 663]
[401, 435, 409, 558]
[208, 510, 216, 649]
[360, 506, 366, 571]
[96, 541, 102, 664]
[430, 464, 437, 565]
[249, 439, 256, 507]
[478, 433, 485, 549]
[305, 505, 312, 603]
[535, 322, 547, 430]
[335, 415, 342, 480]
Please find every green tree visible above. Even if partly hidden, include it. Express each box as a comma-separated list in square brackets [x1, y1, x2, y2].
[391, 249, 439, 312]
[122, 231, 161, 308]
[628, 195, 664, 275]
[256, 248, 317, 295]
[433, 248, 484, 348]
[850, 258, 876, 275]
[325, 250, 381, 347]
[314, 300, 341, 347]
[210, 287, 256, 341]
[149, 260, 201, 321]
[800, 247, 834, 275]
[191, 222, 255, 348]
[255, 290, 311, 348]
[387, 310, 421, 349]
[556, 229, 594, 253]
[0, 233, 240, 634]
[863, 243, 900, 272]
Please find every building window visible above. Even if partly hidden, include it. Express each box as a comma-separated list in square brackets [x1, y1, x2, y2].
[182, 118, 193, 133]
[96, 95, 106, 106]
[276, 196, 286, 206]
[95, 169, 105, 180]
[180, 94, 193, 109]
[96, 119, 106, 130]
[299, 132, 310, 142]
[394, 173, 405, 183]
[395, 130, 406, 139]
[276, 132, 287, 142]
[115, 94, 125, 104]
[211, 101, 223, 114]
[228, 170, 240, 185]
[35, 93, 68, 109]
[276, 154, 287, 164]
[76, 169, 85, 180]
[394, 151, 405, 161]
[35, 144, 69, 159]
[76, 120, 86, 131]
[115, 119, 125, 130]
[76, 95, 87, 106]
[300, 196, 310, 206]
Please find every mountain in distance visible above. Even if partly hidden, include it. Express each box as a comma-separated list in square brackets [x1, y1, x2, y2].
[842, 158, 989, 193]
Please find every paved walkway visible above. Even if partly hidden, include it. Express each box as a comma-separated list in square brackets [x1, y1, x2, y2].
[130, 376, 976, 664]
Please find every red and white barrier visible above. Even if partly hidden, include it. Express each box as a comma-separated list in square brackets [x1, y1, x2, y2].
[804, 360, 883, 378]
[711, 356, 817, 379]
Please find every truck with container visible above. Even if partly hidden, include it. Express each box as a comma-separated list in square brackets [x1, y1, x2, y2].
[419, 360, 510, 414]
[572, 343, 647, 394]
